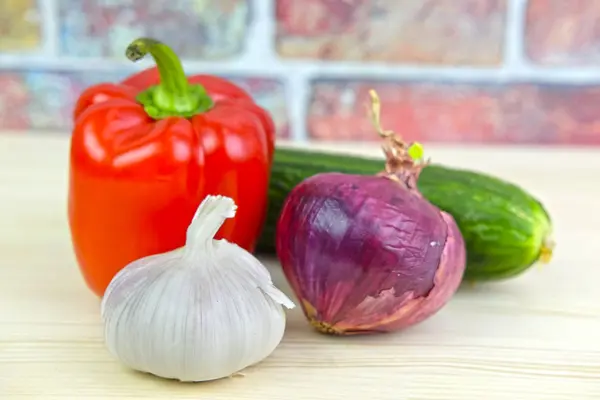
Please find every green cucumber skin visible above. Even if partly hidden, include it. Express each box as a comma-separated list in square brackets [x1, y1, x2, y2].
[258, 147, 553, 281]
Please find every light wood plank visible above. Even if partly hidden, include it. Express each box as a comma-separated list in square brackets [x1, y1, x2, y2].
[1, 134, 599, 399]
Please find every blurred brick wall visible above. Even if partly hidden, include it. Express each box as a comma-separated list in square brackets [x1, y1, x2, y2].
[1, 0, 599, 144]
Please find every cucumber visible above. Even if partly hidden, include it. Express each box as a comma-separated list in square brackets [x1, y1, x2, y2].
[258, 147, 553, 281]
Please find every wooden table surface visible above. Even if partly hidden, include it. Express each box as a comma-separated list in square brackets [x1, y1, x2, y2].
[1, 134, 599, 399]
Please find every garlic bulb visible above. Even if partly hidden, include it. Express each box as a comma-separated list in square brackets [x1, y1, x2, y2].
[100, 195, 295, 382]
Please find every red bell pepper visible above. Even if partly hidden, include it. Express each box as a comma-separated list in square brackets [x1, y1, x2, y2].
[68, 38, 276, 297]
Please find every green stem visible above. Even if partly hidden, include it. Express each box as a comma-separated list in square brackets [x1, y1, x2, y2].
[126, 38, 214, 119]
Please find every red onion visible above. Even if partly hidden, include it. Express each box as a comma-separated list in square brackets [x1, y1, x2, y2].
[275, 90, 466, 335]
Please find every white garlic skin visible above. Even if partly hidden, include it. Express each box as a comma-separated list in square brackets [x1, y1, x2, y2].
[100, 196, 295, 382]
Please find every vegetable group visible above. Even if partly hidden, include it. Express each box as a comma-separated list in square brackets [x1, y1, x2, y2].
[68, 38, 275, 297]
[260, 145, 553, 282]
[63, 35, 559, 385]
[275, 91, 466, 334]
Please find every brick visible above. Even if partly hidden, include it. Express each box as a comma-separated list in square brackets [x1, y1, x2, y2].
[57, 0, 251, 59]
[275, 0, 506, 65]
[0, 74, 30, 130]
[225, 77, 290, 138]
[0, 0, 42, 52]
[525, 0, 600, 65]
[23, 71, 130, 130]
[307, 79, 600, 145]
[2, 70, 135, 131]
[0, 70, 289, 138]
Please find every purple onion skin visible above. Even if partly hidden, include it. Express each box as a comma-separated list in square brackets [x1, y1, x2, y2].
[276, 172, 466, 335]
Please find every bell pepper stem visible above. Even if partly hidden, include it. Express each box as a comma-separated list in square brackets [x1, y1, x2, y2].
[126, 38, 214, 119]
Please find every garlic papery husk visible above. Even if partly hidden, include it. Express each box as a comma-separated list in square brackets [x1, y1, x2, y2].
[100, 195, 295, 382]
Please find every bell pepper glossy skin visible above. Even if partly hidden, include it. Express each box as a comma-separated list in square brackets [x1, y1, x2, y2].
[68, 38, 275, 297]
